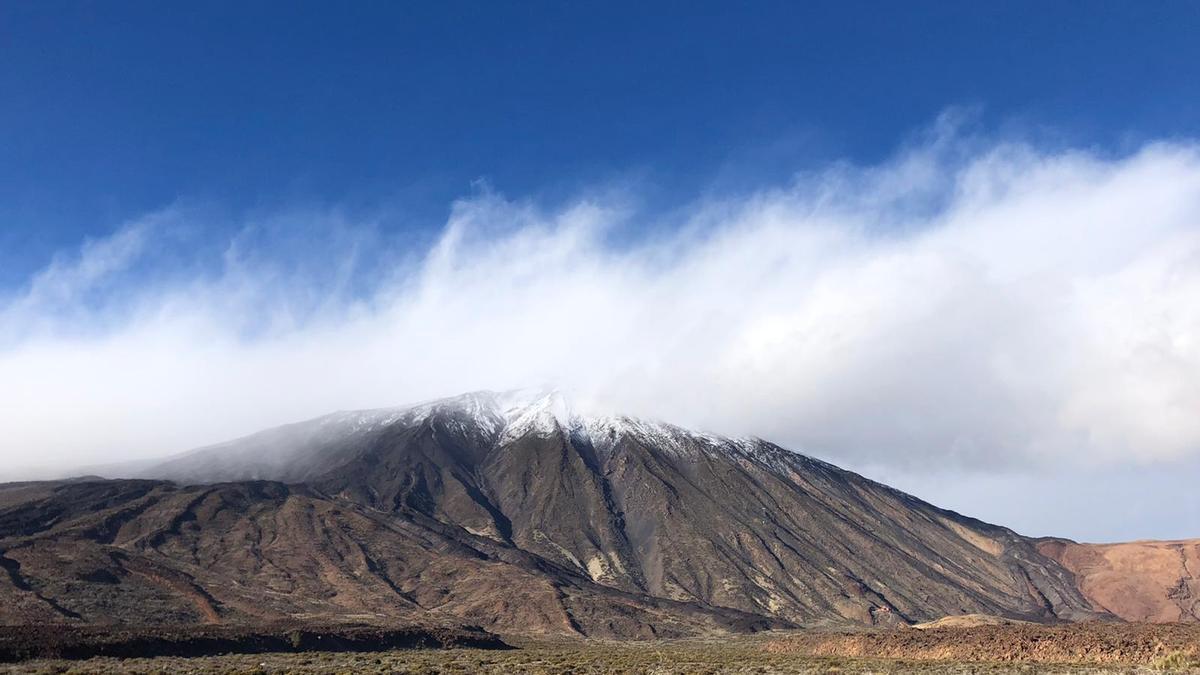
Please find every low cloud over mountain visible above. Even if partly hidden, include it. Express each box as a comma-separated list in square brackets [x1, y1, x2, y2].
[2, 123, 1199, 539]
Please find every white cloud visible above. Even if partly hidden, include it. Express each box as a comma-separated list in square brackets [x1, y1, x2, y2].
[1, 130, 1199, 481]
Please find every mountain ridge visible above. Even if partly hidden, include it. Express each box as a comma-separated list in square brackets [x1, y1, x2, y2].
[0, 390, 1190, 636]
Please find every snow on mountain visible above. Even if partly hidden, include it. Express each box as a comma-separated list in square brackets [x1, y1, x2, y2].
[140, 388, 810, 485]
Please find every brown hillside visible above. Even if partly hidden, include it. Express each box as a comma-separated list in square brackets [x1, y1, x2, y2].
[4, 391, 1185, 638]
[1037, 538, 1200, 622]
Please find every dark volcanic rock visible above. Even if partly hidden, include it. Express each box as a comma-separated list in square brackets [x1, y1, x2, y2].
[0, 622, 509, 662]
[0, 478, 775, 638]
[0, 391, 1109, 637]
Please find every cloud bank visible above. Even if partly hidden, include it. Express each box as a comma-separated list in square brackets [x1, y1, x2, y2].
[2, 127, 1199, 481]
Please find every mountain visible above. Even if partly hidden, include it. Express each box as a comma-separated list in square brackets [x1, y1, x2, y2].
[0, 390, 1181, 637]
[1036, 538, 1200, 622]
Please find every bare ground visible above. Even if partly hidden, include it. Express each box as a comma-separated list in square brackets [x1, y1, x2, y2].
[2, 625, 1200, 674]
[765, 622, 1200, 669]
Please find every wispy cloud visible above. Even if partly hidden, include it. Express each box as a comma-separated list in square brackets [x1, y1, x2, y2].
[2, 123, 1199, 481]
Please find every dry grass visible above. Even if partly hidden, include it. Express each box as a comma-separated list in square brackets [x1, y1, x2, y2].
[3, 634, 1195, 675]
[765, 622, 1200, 667]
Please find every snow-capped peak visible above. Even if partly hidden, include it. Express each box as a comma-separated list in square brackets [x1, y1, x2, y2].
[493, 389, 576, 441]
[308, 390, 807, 472]
[148, 388, 812, 485]
[421, 389, 747, 455]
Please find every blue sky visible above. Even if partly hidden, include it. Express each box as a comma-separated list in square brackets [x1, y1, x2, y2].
[2, 3, 1200, 541]
[4, 1, 1199, 285]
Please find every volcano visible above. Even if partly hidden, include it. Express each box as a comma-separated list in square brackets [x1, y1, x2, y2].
[1, 391, 1193, 636]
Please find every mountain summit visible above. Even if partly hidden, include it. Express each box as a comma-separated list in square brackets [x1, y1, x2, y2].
[0, 391, 1193, 635]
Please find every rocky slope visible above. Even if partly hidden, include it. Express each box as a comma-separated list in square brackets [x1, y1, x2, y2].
[0, 479, 771, 638]
[1037, 538, 1200, 622]
[0, 390, 1134, 636]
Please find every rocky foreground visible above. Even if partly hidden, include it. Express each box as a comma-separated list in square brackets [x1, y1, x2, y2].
[2, 623, 1199, 673]
[0, 621, 508, 663]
